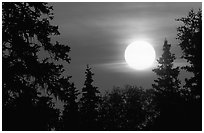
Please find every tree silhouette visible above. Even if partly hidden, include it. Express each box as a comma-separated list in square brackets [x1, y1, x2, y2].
[34, 96, 60, 130]
[2, 2, 71, 130]
[122, 86, 153, 130]
[176, 9, 202, 99]
[176, 9, 202, 130]
[152, 39, 183, 130]
[59, 77, 80, 130]
[80, 65, 100, 130]
[98, 88, 125, 130]
[98, 86, 156, 130]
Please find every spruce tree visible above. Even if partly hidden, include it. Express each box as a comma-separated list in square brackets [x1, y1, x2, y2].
[60, 77, 79, 130]
[176, 9, 202, 130]
[152, 39, 180, 95]
[176, 9, 202, 100]
[80, 65, 100, 130]
[2, 2, 71, 130]
[152, 39, 181, 130]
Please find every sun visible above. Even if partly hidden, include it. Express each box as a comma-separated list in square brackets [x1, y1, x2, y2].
[125, 41, 156, 70]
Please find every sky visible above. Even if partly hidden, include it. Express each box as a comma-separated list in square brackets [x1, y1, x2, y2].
[50, 2, 201, 92]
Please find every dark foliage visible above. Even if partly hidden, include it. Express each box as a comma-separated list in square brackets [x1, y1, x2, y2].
[2, 2, 71, 130]
[98, 86, 157, 130]
[176, 9, 202, 130]
[60, 78, 80, 130]
[151, 39, 186, 130]
[79, 65, 101, 130]
[177, 9, 202, 99]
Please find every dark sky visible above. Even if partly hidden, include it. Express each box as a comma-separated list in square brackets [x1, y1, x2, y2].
[50, 2, 201, 92]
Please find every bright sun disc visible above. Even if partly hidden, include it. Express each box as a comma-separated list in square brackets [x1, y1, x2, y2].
[125, 41, 156, 70]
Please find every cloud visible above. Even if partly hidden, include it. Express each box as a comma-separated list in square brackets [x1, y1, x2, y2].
[95, 61, 126, 71]
[94, 60, 156, 75]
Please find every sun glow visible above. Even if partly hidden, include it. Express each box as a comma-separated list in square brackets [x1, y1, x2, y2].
[125, 41, 156, 70]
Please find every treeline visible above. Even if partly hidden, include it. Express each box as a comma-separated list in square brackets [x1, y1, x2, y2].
[2, 2, 202, 131]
